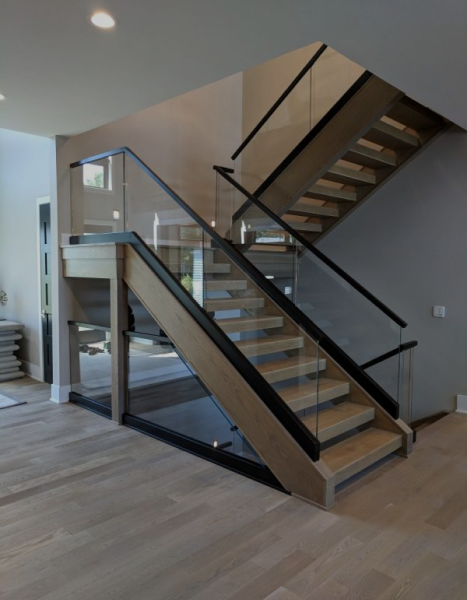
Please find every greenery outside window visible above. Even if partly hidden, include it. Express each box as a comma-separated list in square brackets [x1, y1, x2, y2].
[83, 158, 112, 190]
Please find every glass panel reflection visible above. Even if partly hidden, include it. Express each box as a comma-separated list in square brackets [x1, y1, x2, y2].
[127, 332, 262, 463]
[70, 323, 112, 407]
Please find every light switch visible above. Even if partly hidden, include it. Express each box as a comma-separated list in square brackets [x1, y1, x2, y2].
[433, 306, 446, 318]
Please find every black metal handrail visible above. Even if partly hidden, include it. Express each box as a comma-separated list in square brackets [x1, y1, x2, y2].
[214, 165, 407, 329]
[360, 341, 418, 371]
[71, 147, 400, 425]
[231, 43, 327, 161]
[251, 70, 372, 200]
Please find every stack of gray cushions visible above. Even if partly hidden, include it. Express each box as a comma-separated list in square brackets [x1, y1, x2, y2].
[0, 321, 25, 382]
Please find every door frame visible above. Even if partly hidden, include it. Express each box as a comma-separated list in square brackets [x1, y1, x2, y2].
[37, 195, 51, 382]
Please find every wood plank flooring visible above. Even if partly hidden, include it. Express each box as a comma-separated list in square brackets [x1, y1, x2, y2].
[1, 377, 466, 600]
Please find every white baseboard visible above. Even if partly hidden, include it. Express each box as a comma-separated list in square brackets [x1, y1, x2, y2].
[456, 394, 467, 414]
[50, 384, 71, 404]
[21, 360, 43, 382]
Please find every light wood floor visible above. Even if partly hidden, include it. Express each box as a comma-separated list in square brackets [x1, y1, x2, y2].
[0, 377, 466, 600]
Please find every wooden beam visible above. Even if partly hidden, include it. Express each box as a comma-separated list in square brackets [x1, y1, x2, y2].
[110, 279, 129, 424]
[61, 244, 124, 280]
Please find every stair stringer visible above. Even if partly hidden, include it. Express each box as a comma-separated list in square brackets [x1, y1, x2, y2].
[123, 244, 336, 507]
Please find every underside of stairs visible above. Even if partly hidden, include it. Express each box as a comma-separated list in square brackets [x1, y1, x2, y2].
[239, 80, 449, 247]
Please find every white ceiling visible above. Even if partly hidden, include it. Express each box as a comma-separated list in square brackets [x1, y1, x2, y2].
[1, 0, 467, 137]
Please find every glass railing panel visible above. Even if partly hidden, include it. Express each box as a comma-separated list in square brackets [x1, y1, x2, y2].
[296, 251, 402, 403]
[310, 46, 365, 127]
[237, 69, 311, 195]
[216, 169, 245, 240]
[124, 155, 206, 306]
[296, 251, 401, 364]
[126, 331, 263, 463]
[214, 171, 403, 406]
[364, 354, 401, 408]
[69, 323, 112, 408]
[234, 46, 365, 195]
[201, 230, 322, 439]
[71, 153, 125, 235]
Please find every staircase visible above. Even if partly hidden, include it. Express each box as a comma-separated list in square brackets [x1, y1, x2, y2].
[63, 229, 411, 508]
[193, 248, 409, 489]
[279, 97, 447, 243]
[230, 52, 448, 248]
[64, 43, 437, 507]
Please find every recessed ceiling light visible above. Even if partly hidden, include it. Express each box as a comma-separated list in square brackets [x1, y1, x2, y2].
[0, 94, 6, 101]
[90, 12, 116, 29]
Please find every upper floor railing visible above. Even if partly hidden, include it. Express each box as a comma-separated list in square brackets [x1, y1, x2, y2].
[230, 43, 369, 199]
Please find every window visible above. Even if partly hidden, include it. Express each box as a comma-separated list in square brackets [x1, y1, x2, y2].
[83, 157, 112, 190]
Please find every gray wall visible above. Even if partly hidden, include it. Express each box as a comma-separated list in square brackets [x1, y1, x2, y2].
[0, 129, 51, 379]
[318, 125, 467, 419]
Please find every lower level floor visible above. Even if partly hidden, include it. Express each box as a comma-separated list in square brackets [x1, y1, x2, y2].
[0, 377, 466, 600]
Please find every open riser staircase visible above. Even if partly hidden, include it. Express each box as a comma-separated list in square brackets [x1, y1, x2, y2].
[269, 97, 447, 244]
[232, 53, 448, 249]
[64, 43, 446, 507]
[62, 229, 411, 508]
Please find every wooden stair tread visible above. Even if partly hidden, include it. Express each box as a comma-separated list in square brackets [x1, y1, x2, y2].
[165, 262, 231, 274]
[279, 378, 350, 412]
[322, 164, 376, 186]
[205, 296, 264, 311]
[304, 184, 357, 203]
[283, 219, 322, 233]
[216, 315, 284, 333]
[257, 355, 326, 384]
[302, 402, 375, 442]
[321, 427, 402, 484]
[206, 279, 247, 291]
[238, 244, 295, 254]
[343, 143, 397, 169]
[235, 334, 304, 357]
[286, 202, 339, 219]
[362, 120, 420, 150]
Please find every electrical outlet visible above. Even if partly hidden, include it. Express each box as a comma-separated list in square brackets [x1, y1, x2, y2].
[433, 306, 446, 318]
